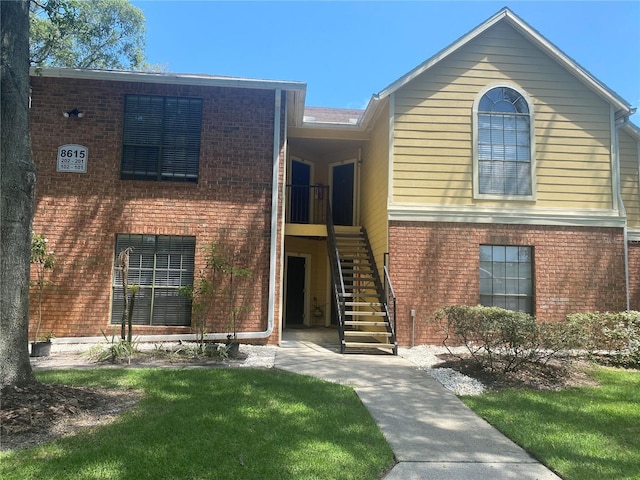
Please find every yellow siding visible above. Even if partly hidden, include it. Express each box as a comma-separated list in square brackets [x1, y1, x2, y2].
[620, 129, 640, 227]
[361, 101, 390, 273]
[392, 22, 613, 211]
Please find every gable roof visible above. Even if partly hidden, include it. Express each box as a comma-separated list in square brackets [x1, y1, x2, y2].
[360, 7, 634, 128]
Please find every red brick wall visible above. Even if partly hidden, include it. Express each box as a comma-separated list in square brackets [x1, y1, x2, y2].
[629, 241, 640, 311]
[29, 76, 285, 343]
[388, 221, 627, 345]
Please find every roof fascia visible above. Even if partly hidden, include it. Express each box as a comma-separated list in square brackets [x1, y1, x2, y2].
[32, 67, 308, 124]
[32, 67, 306, 92]
[288, 125, 370, 142]
[376, 8, 633, 115]
[623, 121, 640, 141]
[359, 95, 383, 130]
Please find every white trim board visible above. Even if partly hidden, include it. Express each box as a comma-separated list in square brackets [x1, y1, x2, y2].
[388, 204, 626, 228]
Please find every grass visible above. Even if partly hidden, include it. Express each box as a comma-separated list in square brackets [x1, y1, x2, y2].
[462, 367, 640, 480]
[1, 369, 394, 480]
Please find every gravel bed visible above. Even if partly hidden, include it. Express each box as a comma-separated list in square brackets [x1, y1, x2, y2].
[399, 345, 486, 396]
[235, 345, 277, 368]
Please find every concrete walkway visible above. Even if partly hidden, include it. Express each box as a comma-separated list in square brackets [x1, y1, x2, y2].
[276, 329, 561, 480]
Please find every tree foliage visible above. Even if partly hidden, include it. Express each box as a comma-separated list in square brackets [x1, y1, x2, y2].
[30, 0, 146, 69]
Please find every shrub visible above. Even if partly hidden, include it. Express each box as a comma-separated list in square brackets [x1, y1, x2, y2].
[567, 311, 640, 367]
[88, 331, 139, 364]
[433, 305, 578, 373]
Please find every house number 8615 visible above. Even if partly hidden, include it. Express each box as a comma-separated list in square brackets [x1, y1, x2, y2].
[57, 144, 88, 173]
[59, 148, 86, 158]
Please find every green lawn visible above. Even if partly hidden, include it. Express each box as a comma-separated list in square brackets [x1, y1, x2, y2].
[462, 367, 640, 480]
[1, 369, 394, 480]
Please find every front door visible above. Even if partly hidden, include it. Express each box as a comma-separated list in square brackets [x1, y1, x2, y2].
[285, 255, 306, 326]
[290, 160, 311, 223]
[331, 162, 355, 226]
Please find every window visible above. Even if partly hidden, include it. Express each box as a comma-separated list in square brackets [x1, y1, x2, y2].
[475, 86, 533, 197]
[111, 234, 195, 326]
[121, 95, 202, 182]
[479, 245, 533, 314]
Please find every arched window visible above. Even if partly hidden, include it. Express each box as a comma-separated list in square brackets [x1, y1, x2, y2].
[476, 86, 532, 197]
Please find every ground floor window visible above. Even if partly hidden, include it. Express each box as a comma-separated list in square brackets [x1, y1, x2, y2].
[479, 245, 533, 314]
[111, 234, 195, 326]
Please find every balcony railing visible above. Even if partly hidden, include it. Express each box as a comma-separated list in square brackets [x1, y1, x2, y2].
[285, 184, 329, 224]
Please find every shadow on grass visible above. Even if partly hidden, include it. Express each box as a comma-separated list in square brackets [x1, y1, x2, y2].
[2, 369, 394, 480]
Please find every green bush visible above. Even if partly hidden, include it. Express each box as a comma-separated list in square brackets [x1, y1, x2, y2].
[433, 305, 579, 373]
[567, 311, 640, 367]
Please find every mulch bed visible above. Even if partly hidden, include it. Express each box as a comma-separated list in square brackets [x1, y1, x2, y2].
[1, 381, 142, 451]
[435, 353, 600, 391]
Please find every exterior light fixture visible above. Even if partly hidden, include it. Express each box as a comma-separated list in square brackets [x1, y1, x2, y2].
[63, 108, 84, 118]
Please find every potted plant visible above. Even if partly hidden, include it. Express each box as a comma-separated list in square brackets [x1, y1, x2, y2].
[225, 333, 240, 359]
[30, 234, 56, 357]
[31, 331, 55, 357]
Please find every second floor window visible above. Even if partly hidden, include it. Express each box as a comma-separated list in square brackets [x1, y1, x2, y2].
[476, 86, 532, 197]
[122, 95, 202, 182]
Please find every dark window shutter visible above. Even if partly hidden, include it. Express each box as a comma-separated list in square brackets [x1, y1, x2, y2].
[122, 95, 201, 182]
[111, 234, 195, 326]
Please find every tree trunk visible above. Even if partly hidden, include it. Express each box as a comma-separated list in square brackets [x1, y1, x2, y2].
[0, 0, 36, 386]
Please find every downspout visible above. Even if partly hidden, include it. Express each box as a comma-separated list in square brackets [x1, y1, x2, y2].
[356, 147, 362, 225]
[180, 88, 283, 341]
[239, 87, 283, 339]
[614, 107, 635, 311]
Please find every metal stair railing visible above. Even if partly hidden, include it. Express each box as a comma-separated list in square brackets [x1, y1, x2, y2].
[285, 184, 328, 224]
[383, 265, 398, 355]
[325, 202, 347, 353]
[359, 229, 398, 355]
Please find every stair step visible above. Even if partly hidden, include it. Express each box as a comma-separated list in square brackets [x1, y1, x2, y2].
[344, 341, 394, 349]
[340, 292, 378, 297]
[344, 321, 389, 327]
[344, 302, 383, 307]
[345, 311, 387, 317]
[344, 331, 392, 337]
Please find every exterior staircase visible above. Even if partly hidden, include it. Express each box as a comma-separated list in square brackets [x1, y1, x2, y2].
[330, 226, 398, 354]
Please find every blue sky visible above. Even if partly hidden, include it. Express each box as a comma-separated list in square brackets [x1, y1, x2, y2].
[133, 1, 640, 120]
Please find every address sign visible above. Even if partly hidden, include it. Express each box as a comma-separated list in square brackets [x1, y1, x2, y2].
[57, 144, 88, 173]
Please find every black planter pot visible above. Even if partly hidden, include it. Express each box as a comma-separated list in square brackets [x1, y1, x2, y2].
[226, 341, 240, 359]
[30, 341, 52, 357]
